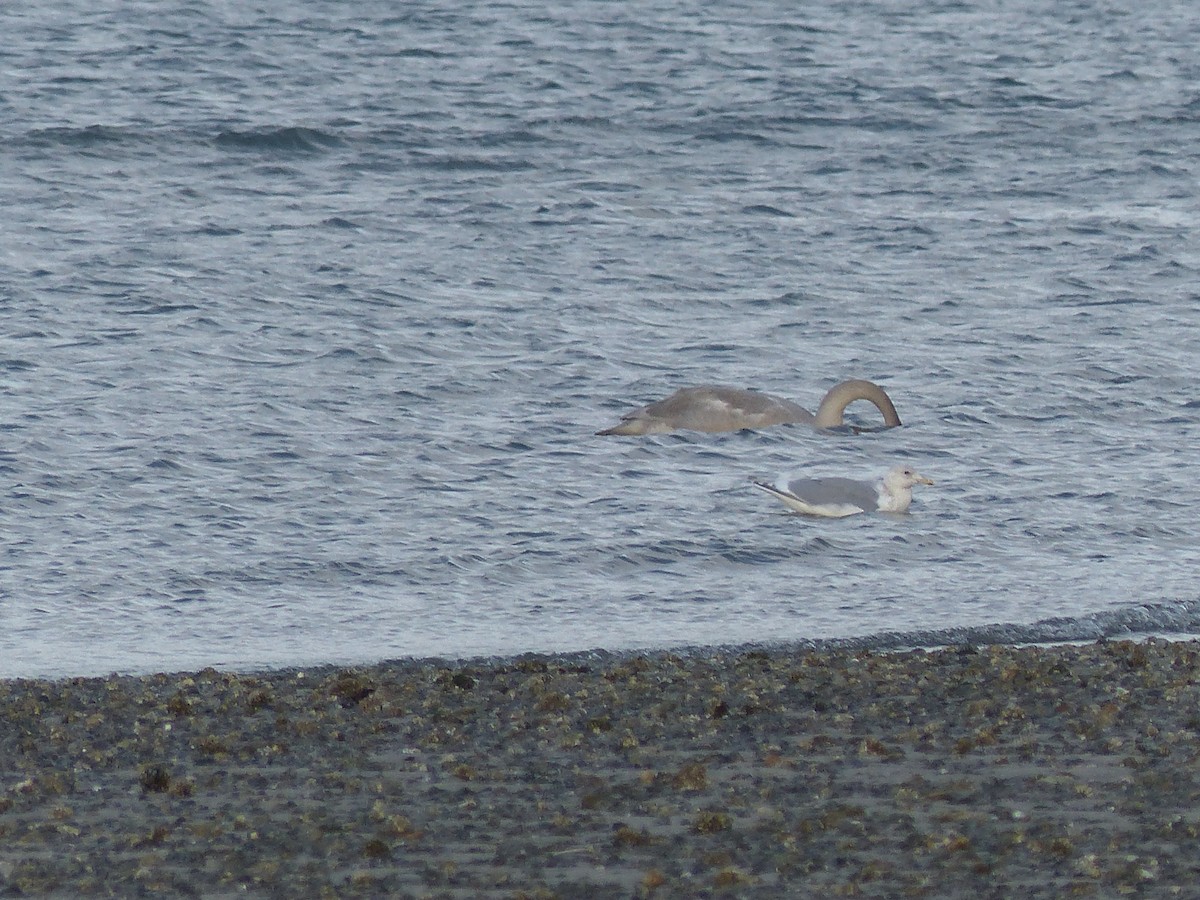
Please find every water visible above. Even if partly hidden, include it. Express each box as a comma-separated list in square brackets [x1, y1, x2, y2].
[3, 0, 1200, 679]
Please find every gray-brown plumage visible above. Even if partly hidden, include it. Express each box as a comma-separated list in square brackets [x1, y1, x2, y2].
[597, 379, 901, 435]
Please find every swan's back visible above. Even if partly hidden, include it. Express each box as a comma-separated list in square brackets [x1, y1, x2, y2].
[597, 385, 814, 435]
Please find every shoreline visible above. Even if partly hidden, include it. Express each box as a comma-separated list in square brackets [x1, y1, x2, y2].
[3, 638, 1199, 897]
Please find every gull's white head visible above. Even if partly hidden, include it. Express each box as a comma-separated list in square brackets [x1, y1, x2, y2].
[875, 465, 934, 513]
[884, 465, 934, 490]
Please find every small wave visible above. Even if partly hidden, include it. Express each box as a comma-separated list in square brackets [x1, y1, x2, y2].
[720, 541, 829, 564]
[408, 152, 534, 172]
[478, 129, 552, 148]
[800, 599, 1200, 652]
[29, 124, 133, 146]
[121, 303, 201, 316]
[190, 223, 243, 236]
[693, 130, 778, 145]
[215, 126, 341, 153]
[741, 204, 796, 217]
[391, 47, 452, 59]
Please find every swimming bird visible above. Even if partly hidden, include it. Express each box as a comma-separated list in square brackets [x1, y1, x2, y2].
[596, 379, 901, 436]
[751, 464, 933, 517]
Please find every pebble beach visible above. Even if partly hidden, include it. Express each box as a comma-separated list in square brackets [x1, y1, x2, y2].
[3, 638, 1200, 898]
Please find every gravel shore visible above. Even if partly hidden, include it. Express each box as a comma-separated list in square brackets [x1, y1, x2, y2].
[2, 638, 1199, 898]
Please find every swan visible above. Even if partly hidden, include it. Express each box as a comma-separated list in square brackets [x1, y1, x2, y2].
[751, 464, 933, 517]
[596, 379, 901, 436]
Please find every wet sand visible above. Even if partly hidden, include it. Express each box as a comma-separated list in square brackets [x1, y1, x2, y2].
[2, 638, 1199, 898]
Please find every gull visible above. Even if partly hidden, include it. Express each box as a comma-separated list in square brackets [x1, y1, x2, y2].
[752, 464, 934, 517]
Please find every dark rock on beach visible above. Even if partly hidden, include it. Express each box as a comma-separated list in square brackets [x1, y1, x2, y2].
[3, 639, 1200, 897]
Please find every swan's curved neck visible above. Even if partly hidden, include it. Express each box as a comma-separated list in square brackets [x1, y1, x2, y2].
[813, 379, 902, 428]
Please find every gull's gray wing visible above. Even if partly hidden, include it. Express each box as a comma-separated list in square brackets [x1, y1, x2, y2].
[781, 476, 879, 512]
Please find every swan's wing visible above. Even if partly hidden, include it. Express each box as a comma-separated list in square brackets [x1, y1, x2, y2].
[690, 387, 813, 423]
[647, 387, 813, 432]
[599, 386, 815, 434]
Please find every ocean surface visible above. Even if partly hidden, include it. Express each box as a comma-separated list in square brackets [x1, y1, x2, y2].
[3, 0, 1200, 679]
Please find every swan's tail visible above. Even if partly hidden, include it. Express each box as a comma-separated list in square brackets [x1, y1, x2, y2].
[596, 419, 647, 436]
